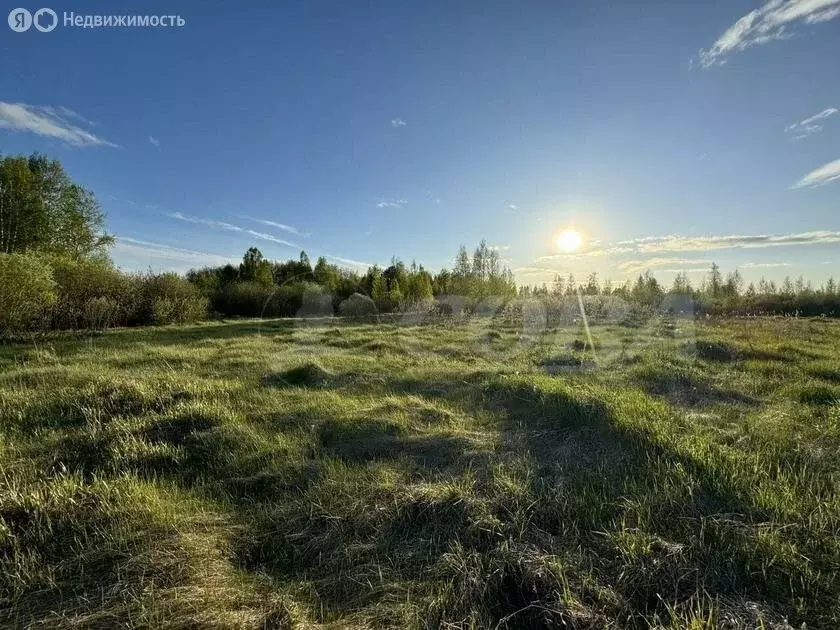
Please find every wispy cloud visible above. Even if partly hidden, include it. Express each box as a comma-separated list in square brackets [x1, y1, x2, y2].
[245, 230, 298, 248]
[169, 212, 243, 232]
[619, 230, 840, 252]
[0, 101, 117, 148]
[169, 212, 300, 248]
[742, 261, 793, 268]
[253, 218, 308, 237]
[325, 254, 373, 269]
[791, 158, 840, 188]
[390, 118, 407, 128]
[699, 0, 840, 68]
[113, 237, 235, 271]
[148, 136, 160, 147]
[514, 266, 558, 276]
[617, 258, 713, 274]
[537, 246, 635, 263]
[786, 107, 838, 139]
[376, 198, 407, 208]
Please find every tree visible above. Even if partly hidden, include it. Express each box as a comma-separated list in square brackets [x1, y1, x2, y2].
[371, 271, 387, 308]
[313, 256, 340, 292]
[239, 247, 273, 286]
[583, 273, 600, 296]
[707, 263, 723, 298]
[0, 153, 111, 258]
[551, 273, 565, 297]
[631, 272, 663, 307]
[670, 272, 692, 296]
[722, 270, 743, 297]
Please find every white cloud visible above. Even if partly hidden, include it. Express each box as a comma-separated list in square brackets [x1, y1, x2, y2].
[791, 158, 840, 188]
[112, 237, 235, 271]
[785, 107, 838, 139]
[254, 218, 308, 237]
[169, 212, 300, 248]
[699, 0, 840, 67]
[617, 258, 713, 274]
[0, 101, 116, 148]
[390, 118, 407, 128]
[536, 246, 635, 262]
[376, 198, 407, 208]
[169, 212, 243, 232]
[619, 230, 840, 252]
[245, 230, 298, 248]
[325, 254, 373, 269]
[659, 267, 714, 274]
[148, 136, 160, 147]
[514, 266, 558, 276]
[742, 261, 793, 268]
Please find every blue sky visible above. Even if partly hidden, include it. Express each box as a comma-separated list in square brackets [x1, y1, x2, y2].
[2, 0, 839, 286]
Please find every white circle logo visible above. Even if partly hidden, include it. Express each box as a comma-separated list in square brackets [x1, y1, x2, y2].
[33, 7, 57, 32]
[8, 8, 32, 32]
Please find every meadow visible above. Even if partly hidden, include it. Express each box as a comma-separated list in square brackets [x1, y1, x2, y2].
[0, 314, 838, 628]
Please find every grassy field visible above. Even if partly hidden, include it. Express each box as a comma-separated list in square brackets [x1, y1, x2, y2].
[1, 314, 839, 628]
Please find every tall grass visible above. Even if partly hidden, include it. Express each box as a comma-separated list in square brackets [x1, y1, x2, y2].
[0, 316, 838, 627]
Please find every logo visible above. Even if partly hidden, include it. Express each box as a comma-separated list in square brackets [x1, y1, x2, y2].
[8, 7, 56, 32]
[8, 8, 32, 32]
[33, 7, 56, 32]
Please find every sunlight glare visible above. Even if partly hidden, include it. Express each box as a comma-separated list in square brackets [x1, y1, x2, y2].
[555, 228, 583, 253]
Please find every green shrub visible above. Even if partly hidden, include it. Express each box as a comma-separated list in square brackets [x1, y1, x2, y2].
[339, 292, 378, 321]
[212, 282, 276, 317]
[47, 255, 140, 330]
[82, 296, 119, 331]
[0, 252, 56, 334]
[139, 273, 208, 325]
[211, 282, 307, 318]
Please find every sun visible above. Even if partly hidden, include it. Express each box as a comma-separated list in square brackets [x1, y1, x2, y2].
[555, 228, 583, 253]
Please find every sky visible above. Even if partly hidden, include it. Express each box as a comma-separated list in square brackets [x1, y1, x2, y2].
[1, 0, 839, 287]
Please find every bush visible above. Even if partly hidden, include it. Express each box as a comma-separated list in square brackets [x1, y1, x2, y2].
[139, 273, 208, 325]
[82, 296, 119, 331]
[297, 283, 334, 317]
[212, 282, 277, 317]
[47, 256, 139, 330]
[211, 282, 317, 318]
[339, 293, 378, 321]
[0, 253, 56, 334]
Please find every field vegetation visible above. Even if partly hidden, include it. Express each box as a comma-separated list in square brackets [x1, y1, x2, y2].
[1, 314, 839, 628]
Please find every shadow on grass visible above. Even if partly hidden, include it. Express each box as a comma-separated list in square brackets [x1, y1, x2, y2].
[633, 364, 759, 408]
[9, 365, 836, 628]
[219, 372, 831, 626]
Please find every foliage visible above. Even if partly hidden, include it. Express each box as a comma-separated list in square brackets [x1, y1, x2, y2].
[0, 153, 112, 258]
[339, 292, 378, 321]
[47, 255, 139, 330]
[138, 273, 208, 325]
[0, 252, 56, 333]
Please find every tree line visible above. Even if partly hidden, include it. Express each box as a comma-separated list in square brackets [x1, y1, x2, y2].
[520, 264, 839, 317]
[184, 240, 518, 319]
[0, 151, 837, 335]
